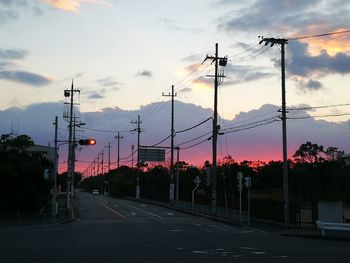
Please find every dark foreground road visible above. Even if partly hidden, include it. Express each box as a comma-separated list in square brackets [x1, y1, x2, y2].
[0, 192, 349, 262]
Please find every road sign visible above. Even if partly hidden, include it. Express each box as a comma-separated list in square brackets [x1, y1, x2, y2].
[138, 148, 165, 162]
[194, 176, 201, 186]
[237, 171, 243, 181]
[244, 177, 252, 188]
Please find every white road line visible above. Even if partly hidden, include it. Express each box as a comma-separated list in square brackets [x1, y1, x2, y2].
[102, 203, 127, 219]
[128, 204, 164, 219]
[166, 212, 174, 216]
[131, 212, 137, 216]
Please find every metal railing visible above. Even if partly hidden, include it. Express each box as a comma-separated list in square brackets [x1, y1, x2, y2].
[172, 201, 248, 224]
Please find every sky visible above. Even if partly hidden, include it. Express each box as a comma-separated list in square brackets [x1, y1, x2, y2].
[1, 0, 350, 173]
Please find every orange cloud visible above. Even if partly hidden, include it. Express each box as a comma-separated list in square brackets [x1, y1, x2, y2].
[292, 27, 350, 56]
[42, 0, 109, 12]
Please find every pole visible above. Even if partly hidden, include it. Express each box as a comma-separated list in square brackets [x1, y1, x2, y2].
[72, 115, 76, 198]
[176, 147, 180, 202]
[52, 116, 58, 217]
[108, 142, 111, 173]
[131, 145, 134, 168]
[259, 37, 289, 226]
[101, 150, 104, 194]
[162, 85, 177, 201]
[132, 116, 141, 199]
[212, 43, 219, 211]
[116, 132, 123, 169]
[281, 42, 289, 226]
[66, 80, 74, 209]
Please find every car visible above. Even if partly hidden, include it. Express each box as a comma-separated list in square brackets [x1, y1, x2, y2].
[92, 189, 100, 195]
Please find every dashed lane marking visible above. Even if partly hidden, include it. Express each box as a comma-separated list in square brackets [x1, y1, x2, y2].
[128, 204, 164, 219]
[102, 203, 127, 219]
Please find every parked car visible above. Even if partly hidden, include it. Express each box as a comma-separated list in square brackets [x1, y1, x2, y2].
[92, 189, 100, 195]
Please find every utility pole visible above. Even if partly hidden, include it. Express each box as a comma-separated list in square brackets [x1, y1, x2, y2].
[101, 150, 104, 194]
[259, 36, 289, 226]
[131, 145, 135, 168]
[203, 43, 227, 211]
[131, 116, 141, 199]
[115, 132, 123, 169]
[162, 85, 177, 201]
[64, 80, 80, 209]
[52, 116, 58, 217]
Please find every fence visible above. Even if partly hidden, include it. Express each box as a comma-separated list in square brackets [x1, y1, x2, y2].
[172, 200, 248, 224]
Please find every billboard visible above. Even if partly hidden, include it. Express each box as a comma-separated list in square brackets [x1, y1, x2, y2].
[138, 148, 166, 162]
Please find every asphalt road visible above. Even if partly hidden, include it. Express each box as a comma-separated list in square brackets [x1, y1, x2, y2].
[0, 192, 349, 262]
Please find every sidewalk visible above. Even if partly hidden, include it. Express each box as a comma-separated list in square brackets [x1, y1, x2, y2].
[127, 197, 350, 241]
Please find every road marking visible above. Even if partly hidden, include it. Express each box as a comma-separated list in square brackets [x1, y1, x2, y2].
[192, 251, 209, 254]
[251, 251, 266, 255]
[239, 247, 255, 250]
[128, 204, 164, 219]
[131, 212, 137, 216]
[166, 212, 174, 216]
[102, 203, 127, 219]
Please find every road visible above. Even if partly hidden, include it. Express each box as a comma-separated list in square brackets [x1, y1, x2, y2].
[0, 192, 349, 262]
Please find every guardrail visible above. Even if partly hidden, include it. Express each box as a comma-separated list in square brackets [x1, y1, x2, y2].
[316, 221, 350, 236]
[172, 201, 248, 224]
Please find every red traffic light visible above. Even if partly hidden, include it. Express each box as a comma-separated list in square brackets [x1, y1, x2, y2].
[79, 138, 96, 145]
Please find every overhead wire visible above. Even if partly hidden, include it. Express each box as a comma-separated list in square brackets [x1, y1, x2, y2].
[288, 29, 350, 41]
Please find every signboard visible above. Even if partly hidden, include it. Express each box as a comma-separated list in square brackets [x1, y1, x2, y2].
[194, 176, 201, 186]
[138, 148, 166, 162]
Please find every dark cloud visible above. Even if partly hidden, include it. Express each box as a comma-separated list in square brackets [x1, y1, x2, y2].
[97, 77, 123, 87]
[182, 54, 202, 62]
[0, 70, 52, 86]
[0, 48, 27, 60]
[223, 64, 275, 85]
[0, 9, 18, 23]
[295, 78, 323, 93]
[217, 0, 349, 35]
[136, 70, 153, 77]
[88, 92, 104, 99]
[286, 41, 350, 77]
[178, 87, 192, 93]
[1, 102, 349, 169]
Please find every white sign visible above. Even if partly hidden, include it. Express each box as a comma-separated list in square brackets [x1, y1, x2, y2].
[194, 176, 201, 186]
[237, 171, 243, 181]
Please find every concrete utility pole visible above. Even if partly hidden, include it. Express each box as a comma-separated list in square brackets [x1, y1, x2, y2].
[204, 43, 227, 211]
[64, 80, 80, 209]
[101, 150, 104, 194]
[162, 85, 177, 201]
[52, 116, 58, 217]
[115, 132, 123, 169]
[131, 145, 135, 168]
[259, 37, 289, 226]
[131, 116, 142, 199]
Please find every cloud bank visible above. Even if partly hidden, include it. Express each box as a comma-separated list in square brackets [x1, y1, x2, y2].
[1, 101, 349, 172]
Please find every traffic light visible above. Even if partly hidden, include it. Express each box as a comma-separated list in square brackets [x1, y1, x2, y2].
[79, 138, 96, 145]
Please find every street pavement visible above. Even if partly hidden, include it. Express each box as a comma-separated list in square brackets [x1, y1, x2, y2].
[0, 192, 349, 262]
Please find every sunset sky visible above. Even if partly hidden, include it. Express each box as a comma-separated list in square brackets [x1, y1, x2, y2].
[1, 0, 350, 172]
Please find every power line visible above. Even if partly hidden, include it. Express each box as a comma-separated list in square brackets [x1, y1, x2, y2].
[175, 131, 212, 147]
[288, 113, 350, 119]
[175, 117, 212, 134]
[287, 103, 350, 111]
[180, 136, 212, 150]
[221, 119, 280, 135]
[288, 29, 350, 41]
[220, 115, 280, 132]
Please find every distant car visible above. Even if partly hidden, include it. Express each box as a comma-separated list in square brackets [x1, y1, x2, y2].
[92, 189, 100, 195]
